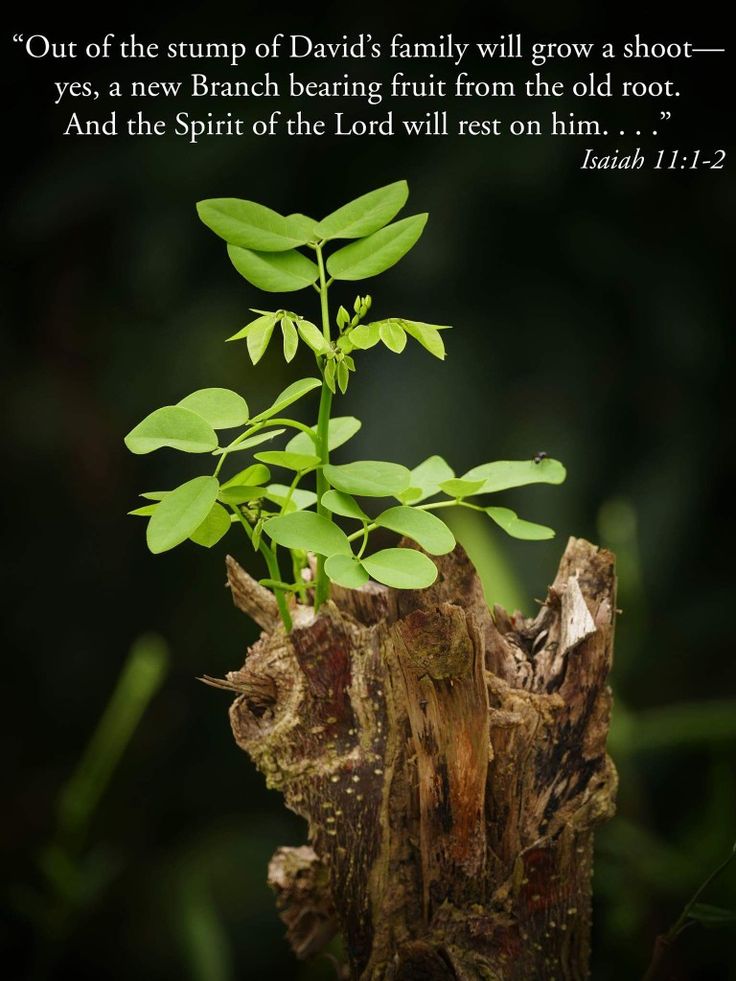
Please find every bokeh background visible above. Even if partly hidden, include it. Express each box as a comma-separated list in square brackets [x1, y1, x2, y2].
[3, 5, 734, 980]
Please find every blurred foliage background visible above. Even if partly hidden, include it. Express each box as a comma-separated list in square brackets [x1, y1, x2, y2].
[3, 5, 734, 979]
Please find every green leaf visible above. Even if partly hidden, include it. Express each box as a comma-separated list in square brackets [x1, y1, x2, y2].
[337, 361, 349, 394]
[485, 507, 555, 541]
[177, 388, 249, 428]
[190, 502, 231, 547]
[463, 459, 567, 493]
[324, 461, 411, 497]
[226, 313, 277, 343]
[401, 320, 449, 360]
[263, 484, 318, 512]
[221, 464, 271, 489]
[439, 478, 486, 498]
[146, 476, 219, 554]
[349, 323, 381, 349]
[264, 512, 351, 556]
[125, 406, 217, 455]
[399, 456, 455, 503]
[218, 485, 267, 505]
[254, 450, 320, 471]
[212, 429, 286, 455]
[285, 416, 361, 455]
[286, 213, 320, 241]
[197, 198, 313, 251]
[228, 244, 319, 292]
[324, 360, 337, 393]
[324, 554, 369, 589]
[128, 504, 158, 517]
[297, 319, 330, 354]
[321, 490, 368, 521]
[252, 517, 264, 551]
[281, 316, 299, 362]
[688, 903, 736, 926]
[247, 315, 278, 364]
[326, 215, 428, 281]
[362, 548, 438, 589]
[376, 506, 455, 555]
[251, 378, 322, 422]
[379, 320, 407, 353]
[140, 491, 169, 500]
[317, 180, 409, 240]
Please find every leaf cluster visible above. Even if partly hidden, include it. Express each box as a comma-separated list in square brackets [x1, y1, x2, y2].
[125, 182, 566, 627]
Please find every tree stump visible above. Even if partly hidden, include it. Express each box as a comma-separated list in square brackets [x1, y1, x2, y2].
[216, 537, 617, 980]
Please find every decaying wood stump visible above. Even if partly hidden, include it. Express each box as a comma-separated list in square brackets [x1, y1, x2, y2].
[215, 538, 617, 980]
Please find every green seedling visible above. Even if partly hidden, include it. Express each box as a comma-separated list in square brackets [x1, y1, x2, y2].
[125, 180, 566, 631]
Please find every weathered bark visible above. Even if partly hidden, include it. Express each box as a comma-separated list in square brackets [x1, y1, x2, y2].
[219, 537, 617, 979]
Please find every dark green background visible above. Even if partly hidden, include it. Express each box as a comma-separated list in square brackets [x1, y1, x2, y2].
[3, 6, 734, 979]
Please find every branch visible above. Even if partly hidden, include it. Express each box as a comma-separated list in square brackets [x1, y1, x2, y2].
[225, 554, 280, 631]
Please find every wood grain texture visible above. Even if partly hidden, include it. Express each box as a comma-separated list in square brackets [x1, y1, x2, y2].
[221, 537, 617, 979]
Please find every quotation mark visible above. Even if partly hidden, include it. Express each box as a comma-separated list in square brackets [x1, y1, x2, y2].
[660, 111, 672, 120]
[13, 34, 24, 42]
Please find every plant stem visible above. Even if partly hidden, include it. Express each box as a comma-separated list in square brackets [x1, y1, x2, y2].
[314, 244, 333, 610]
[232, 507, 292, 631]
[213, 418, 315, 478]
[345, 499, 479, 544]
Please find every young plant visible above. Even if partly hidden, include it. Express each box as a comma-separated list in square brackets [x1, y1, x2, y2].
[125, 180, 566, 631]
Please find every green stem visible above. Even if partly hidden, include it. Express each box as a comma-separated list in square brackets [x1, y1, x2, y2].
[213, 418, 315, 478]
[345, 499, 477, 544]
[281, 471, 302, 514]
[314, 245, 333, 610]
[668, 845, 736, 940]
[231, 507, 292, 631]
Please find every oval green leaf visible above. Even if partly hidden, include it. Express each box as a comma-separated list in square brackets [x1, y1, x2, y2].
[125, 406, 217, 455]
[362, 548, 438, 589]
[321, 490, 368, 521]
[324, 460, 411, 497]
[226, 313, 277, 343]
[221, 464, 271, 489]
[462, 459, 567, 493]
[218, 485, 267, 505]
[264, 512, 351, 556]
[146, 476, 219, 554]
[254, 450, 320, 471]
[197, 198, 312, 252]
[485, 507, 555, 541]
[326, 214, 428, 281]
[349, 323, 381, 349]
[177, 388, 249, 428]
[251, 378, 322, 422]
[401, 320, 449, 360]
[376, 506, 455, 555]
[281, 317, 299, 362]
[228, 244, 319, 292]
[285, 416, 361, 455]
[379, 320, 407, 353]
[324, 554, 370, 589]
[190, 502, 231, 547]
[286, 213, 320, 241]
[316, 180, 408, 241]
[264, 485, 318, 512]
[297, 318, 331, 354]
[398, 456, 455, 503]
[439, 477, 486, 498]
[247, 315, 278, 364]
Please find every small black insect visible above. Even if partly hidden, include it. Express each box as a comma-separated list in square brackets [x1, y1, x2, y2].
[533, 451, 548, 465]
